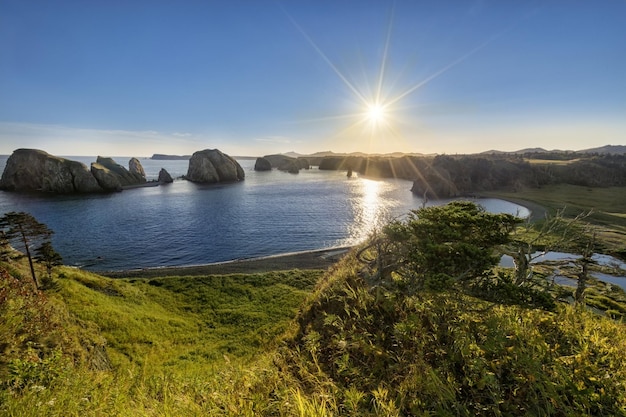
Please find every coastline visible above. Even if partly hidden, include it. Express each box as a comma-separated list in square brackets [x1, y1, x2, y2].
[99, 246, 352, 278]
[478, 193, 548, 222]
[97, 198, 546, 279]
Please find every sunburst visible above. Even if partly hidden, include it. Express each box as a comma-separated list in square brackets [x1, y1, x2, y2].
[283, 4, 506, 151]
[365, 102, 387, 125]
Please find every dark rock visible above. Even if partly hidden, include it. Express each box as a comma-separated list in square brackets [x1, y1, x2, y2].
[94, 156, 146, 187]
[158, 168, 174, 183]
[185, 149, 245, 183]
[285, 161, 300, 174]
[90, 163, 122, 191]
[129, 157, 146, 179]
[297, 158, 310, 170]
[0, 148, 103, 193]
[254, 157, 272, 171]
[410, 167, 458, 199]
[263, 154, 296, 171]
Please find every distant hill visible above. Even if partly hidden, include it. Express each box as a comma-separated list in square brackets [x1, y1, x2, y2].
[282, 151, 303, 158]
[579, 145, 626, 155]
[481, 145, 625, 156]
[513, 147, 549, 154]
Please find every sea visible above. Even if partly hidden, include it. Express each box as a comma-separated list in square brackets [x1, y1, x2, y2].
[0, 155, 530, 272]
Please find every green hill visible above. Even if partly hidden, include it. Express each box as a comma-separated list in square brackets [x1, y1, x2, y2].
[2, 201, 626, 416]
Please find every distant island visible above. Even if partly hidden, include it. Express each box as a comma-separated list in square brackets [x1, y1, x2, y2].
[150, 154, 192, 160]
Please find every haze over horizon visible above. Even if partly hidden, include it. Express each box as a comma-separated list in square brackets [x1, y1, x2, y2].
[1, 1, 625, 158]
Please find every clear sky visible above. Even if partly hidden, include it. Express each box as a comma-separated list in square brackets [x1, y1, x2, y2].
[1, 0, 625, 157]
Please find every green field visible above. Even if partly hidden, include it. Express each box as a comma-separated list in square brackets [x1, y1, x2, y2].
[487, 184, 626, 257]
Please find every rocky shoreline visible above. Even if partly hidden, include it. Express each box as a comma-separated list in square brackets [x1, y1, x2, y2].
[99, 247, 352, 278]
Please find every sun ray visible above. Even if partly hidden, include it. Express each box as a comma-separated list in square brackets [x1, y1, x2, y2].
[282, 2, 525, 154]
[281, 8, 370, 106]
[376, 3, 395, 105]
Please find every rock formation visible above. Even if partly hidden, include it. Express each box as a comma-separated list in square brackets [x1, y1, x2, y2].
[90, 163, 123, 191]
[285, 160, 300, 174]
[410, 167, 458, 199]
[129, 157, 146, 179]
[158, 168, 174, 183]
[185, 149, 245, 183]
[297, 158, 310, 170]
[0, 149, 151, 193]
[91, 156, 146, 187]
[0, 149, 103, 193]
[262, 154, 294, 169]
[254, 157, 272, 171]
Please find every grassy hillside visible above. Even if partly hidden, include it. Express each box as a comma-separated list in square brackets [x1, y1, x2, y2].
[58, 268, 320, 373]
[276, 254, 626, 416]
[0, 261, 324, 416]
[3, 198, 626, 415]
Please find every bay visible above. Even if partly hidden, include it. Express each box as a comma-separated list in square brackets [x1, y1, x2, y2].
[0, 155, 529, 271]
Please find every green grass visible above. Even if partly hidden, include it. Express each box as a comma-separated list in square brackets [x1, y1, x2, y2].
[1, 262, 324, 415]
[525, 158, 581, 165]
[487, 184, 626, 257]
[275, 254, 626, 416]
[57, 267, 322, 374]
[3, 210, 626, 416]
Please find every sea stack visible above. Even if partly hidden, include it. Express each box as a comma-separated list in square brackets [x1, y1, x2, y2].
[185, 149, 245, 183]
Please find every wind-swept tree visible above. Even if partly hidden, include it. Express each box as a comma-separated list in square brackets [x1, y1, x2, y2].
[35, 241, 63, 287]
[366, 201, 520, 292]
[0, 212, 54, 290]
[506, 208, 593, 286]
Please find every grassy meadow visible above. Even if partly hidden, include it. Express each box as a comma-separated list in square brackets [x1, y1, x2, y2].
[2, 190, 626, 416]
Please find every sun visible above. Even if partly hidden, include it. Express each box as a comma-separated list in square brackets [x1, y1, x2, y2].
[366, 102, 386, 124]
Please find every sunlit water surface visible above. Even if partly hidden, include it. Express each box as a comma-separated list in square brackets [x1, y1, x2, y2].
[0, 156, 529, 271]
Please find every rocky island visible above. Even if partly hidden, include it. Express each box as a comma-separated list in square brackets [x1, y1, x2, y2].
[185, 149, 245, 183]
[0, 148, 245, 194]
[0, 149, 148, 193]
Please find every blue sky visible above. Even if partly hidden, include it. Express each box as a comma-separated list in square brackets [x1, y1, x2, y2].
[1, 0, 624, 157]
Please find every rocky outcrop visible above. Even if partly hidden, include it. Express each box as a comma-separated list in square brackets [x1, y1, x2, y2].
[0, 149, 153, 193]
[185, 149, 245, 183]
[0, 149, 103, 193]
[158, 168, 174, 183]
[129, 157, 146, 179]
[92, 156, 146, 187]
[254, 157, 272, 171]
[261, 154, 311, 172]
[263, 154, 294, 169]
[297, 158, 310, 170]
[90, 163, 123, 191]
[285, 160, 300, 174]
[410, 167, 459, 199]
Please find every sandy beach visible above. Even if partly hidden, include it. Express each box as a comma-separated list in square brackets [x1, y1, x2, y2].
[100, 246, 352, 278]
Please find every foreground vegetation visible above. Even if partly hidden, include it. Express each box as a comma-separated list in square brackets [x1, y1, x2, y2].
[2, 200, 626, 415]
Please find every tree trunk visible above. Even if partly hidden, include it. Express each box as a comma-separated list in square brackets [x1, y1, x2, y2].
[18, 224, 39, 291]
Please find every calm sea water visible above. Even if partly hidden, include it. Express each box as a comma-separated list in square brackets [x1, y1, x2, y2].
[0, 155, 529, 271]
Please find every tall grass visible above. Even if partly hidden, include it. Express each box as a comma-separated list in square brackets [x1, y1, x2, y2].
[3, 245, 626, 415]
[1, 262, 323, 415]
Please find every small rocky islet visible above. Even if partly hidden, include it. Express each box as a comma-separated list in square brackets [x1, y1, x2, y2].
[0, 148, 244, 194]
